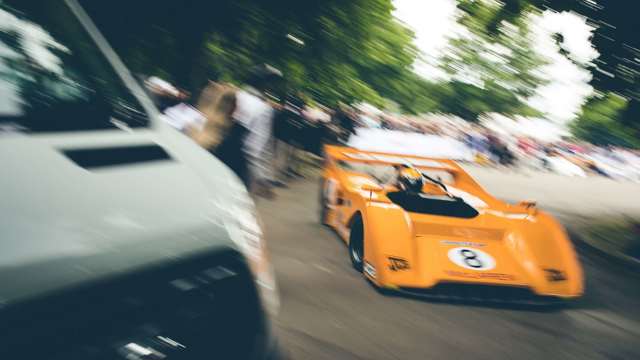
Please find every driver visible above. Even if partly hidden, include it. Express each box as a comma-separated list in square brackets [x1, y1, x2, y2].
[391, 164, 424, 194]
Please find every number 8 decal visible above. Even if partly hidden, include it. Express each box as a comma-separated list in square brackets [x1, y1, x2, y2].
[447, 247, 495, 271]
[460, 249, 483, 269]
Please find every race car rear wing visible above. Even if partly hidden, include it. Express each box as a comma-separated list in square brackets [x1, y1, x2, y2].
[324, 145, 462, 172]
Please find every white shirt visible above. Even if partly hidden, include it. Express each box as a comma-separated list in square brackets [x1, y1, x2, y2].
[233, 88, 275, 181]
[161, 103, 206, 132]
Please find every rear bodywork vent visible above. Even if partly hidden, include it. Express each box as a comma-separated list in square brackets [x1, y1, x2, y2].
[387, 191, 479, 218]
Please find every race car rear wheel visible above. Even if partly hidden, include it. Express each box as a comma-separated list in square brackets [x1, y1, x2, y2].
[349, 214, 364, 272]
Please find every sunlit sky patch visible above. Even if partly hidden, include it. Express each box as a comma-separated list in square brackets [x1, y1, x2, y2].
[394, 0, 599, 125]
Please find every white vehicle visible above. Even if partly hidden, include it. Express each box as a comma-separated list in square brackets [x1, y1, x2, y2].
[0, 1, 280, 358]
[542, 155, 587, 177]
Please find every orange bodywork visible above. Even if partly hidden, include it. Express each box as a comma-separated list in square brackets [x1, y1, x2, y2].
[321, 145, 584, 299]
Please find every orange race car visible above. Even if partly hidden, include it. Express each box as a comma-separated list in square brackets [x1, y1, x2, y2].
[320, 145, 584, 303]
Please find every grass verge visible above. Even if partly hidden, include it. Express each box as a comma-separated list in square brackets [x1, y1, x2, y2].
[576, 217, 640, 267]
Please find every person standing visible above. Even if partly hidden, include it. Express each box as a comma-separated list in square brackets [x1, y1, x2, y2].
[188, 81, 250, 186]
[233, 65, 282, 198]
[273, 93, 306, 184]
[333, 103, 356, 144]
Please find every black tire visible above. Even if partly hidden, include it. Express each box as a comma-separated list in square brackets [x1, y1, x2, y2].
[349, 214, 364, 272]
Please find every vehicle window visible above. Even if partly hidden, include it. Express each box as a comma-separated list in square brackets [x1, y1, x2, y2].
[337, 160, 455, 185]
[416, 169, 455, 184]
[337, 161, 398, 183]
[0, 0, 148, 133]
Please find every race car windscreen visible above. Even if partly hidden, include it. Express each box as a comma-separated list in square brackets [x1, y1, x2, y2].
[337, 160, 456, 185]
[0, 0, 149, 133]
[337, 159, 480, 218]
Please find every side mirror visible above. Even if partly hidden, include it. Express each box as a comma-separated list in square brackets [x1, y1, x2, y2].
[518, 200, 537, 208]
[517, 200, 537, 215]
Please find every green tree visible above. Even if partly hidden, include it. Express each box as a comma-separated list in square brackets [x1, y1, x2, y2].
[488, 0, 640, 148]
[439, 0, 546, 121]
[571, 92, 639, 148]
[458, 0, 543, 35]
[81, 0, 428, 109]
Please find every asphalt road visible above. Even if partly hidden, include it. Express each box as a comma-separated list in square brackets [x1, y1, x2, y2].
[256, 167, 640, 360]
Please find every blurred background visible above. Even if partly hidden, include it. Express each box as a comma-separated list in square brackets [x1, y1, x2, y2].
[81, 0, 640, 146]
[80, 0, 640, 181]
[79, 0, 640, 359]
[2, 0, 638, 358]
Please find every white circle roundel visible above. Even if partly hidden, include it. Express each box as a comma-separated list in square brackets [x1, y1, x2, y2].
[447, 247, 495, 271]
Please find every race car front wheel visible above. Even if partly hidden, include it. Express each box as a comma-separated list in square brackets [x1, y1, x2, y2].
[349, 214, 364, 272]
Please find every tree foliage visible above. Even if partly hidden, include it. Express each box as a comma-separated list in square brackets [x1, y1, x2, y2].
[459, 0, 544, 35]
[548, 0, 640, 148]
[494, 0, 640, 147]
[571, 93, 640, 148]
[438, 0, 546, 121]
[81, 0, 421, 109]
[81, 0, 573, 122]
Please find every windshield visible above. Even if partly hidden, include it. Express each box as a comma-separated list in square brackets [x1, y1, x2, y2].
[337, 160, 456, 185]
[0, 0, 148, 133]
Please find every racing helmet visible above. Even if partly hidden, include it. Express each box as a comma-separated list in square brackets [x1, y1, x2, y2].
[397, 164, 423, 193]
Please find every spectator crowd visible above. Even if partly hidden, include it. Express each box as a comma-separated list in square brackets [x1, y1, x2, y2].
[144, 67, 640, 200]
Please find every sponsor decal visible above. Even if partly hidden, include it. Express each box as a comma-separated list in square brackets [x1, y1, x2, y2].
[441, 240, 486, 247]
[445, 270, 515, 281]
[543, 269, 567, 282]
[447, 247, 496, 271]
[388, 257, 410, 271]
[364, 261, 376, 279]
